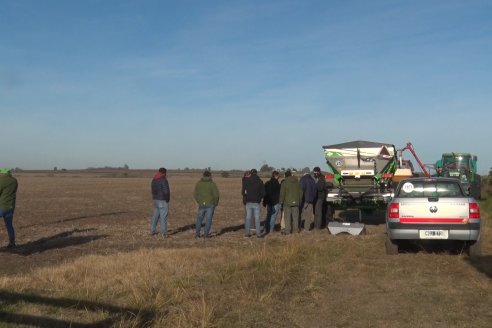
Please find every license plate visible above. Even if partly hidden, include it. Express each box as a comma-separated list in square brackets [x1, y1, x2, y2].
[419, 230, 449, 239]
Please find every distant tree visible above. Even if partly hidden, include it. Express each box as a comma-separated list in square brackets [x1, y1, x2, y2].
[123, 164, 129, 170]
[260, 163, 274, 172]
[221, 171, 230, 178]
[53, 166, 58, 171]
[207, 166, 211, 172]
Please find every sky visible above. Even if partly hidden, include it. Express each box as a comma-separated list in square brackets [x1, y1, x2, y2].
[1, 0, 491, 173]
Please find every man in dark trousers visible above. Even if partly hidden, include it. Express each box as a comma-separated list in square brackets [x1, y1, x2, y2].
[0, 168, 18, 248]
[242, 169, 265, 238]
[279, 170, 302, 234]
[194, 171, 220, 239]
[300, 171, 316, 231]
[263, 171, 280, 233]
[313, 167, 326, 229]
[150, 167, 170, 237]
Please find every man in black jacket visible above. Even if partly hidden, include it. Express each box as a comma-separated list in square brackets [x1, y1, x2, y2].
[150, 167, 170, 236]
[263, 171, 280, 233]
[242, 169, 265, 238]
[313, 167, 326, 229]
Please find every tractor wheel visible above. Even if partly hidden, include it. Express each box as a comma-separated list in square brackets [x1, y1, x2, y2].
[468, 239, 481, 258]
[385, 237, 399, 255]
[471, 175, 481, 200]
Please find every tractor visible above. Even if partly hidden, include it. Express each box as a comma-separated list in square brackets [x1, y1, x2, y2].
[435, 153, 481, 200]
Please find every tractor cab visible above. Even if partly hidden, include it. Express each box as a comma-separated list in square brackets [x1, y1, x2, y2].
[438, 153, 474, 183]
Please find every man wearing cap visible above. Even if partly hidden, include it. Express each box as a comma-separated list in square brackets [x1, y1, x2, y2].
[313, 167, 326, 229]
[150, 167, 170, 237]
[0, 168, 18, 248]
[242, 169, 265, 238]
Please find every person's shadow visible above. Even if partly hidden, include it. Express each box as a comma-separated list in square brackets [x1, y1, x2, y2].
[0, 289, 155, 327]
[1, 229, 108, 256]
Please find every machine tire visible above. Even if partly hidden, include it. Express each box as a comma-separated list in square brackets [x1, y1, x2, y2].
[385, 237, 399, 255]
[471, 175, 481, 200]
[325, 204, 334, 222]
[468, 238, 481, 258]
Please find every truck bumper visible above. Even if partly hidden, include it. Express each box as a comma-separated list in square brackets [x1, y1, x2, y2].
[387, 223, 480, 241]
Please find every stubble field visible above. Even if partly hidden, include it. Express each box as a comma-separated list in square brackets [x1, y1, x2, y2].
[0, 171, 491, 327]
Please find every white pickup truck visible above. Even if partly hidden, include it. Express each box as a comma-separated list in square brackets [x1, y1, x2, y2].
[385, 177, 481, 256]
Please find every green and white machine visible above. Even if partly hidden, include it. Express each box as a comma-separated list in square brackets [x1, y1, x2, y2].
[323, 140, 398, 234]
[435, 153, 481, 200]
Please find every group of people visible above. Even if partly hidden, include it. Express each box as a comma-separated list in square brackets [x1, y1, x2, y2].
[241, 167, 327, 238]
[0, 166, 328, 248]
[149, 167, 328, 239]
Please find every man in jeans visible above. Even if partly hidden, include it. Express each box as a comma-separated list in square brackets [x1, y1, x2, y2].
[242, 169, 265, 238]
[194, 171, 220, 238]
[150, 167, 170, 237]
[0, 168, 18, 249]
[263, 171, 281, 233]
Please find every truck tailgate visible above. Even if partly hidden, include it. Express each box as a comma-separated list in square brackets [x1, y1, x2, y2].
[399, 198, 469, 223]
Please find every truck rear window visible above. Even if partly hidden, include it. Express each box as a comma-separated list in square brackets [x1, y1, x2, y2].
[397, 181, 464, 198]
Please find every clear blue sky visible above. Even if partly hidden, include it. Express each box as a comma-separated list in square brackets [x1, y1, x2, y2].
[1, 0, 491, 173]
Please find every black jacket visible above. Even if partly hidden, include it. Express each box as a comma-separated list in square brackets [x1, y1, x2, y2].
[151, 176, 170, 202]
[242, 174, 265, 203]
[263, 177, 280, 206]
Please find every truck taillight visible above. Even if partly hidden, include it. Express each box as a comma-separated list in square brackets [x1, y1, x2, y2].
[388, 203, 399, 219]
[469, 203, 480, 219]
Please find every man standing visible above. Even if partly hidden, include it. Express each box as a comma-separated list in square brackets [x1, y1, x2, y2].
[279, 170, 302, 235]
[0, 168, 18, 248]
[313, 167, 326, 229]
[242, 169, 265, 238]
[263, 171, 280, 233]
[150, 167, 170, 237]
[194, 171, 220, 238]
[300, 171, 316, 231]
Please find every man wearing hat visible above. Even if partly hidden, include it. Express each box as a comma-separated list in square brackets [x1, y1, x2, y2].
[0, 168, 18, 248]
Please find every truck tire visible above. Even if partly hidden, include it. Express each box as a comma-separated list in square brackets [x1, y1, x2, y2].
[468, 239, 481, 258]
[385, 237, 399, 255]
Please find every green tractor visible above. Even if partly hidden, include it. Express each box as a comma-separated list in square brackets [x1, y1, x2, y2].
[435, 153, 481, 199]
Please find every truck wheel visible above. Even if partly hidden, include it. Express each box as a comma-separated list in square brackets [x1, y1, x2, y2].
[468, 239, 481, 258]
[385, 237, 399, 255]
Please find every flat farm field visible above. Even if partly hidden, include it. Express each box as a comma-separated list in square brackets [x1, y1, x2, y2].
[0, 171, 491, 328]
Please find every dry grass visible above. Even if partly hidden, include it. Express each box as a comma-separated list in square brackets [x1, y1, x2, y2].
[0, 172, 491, 327]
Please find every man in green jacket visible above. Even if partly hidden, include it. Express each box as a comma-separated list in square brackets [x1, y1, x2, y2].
[279, 170, 303, 234]
[0, 168, 18, 248]
[194, 171, 220, 238]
